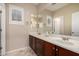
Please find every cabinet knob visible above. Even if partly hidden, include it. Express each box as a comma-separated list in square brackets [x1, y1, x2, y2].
[52, 47, 55, 50]
[56, 49, 58, 51]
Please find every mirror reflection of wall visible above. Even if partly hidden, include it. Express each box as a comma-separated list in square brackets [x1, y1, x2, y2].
[72, 12, 79, 36]
[46, 16, 53, 27]
[53, 16, 64, 34]
[37, 15, 53, 34]
[52, 4, 79, 36]
[39, 10, 53, 34]
[45, 15, 53, 34]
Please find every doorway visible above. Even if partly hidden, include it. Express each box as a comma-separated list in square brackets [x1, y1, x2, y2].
[0, 11, 1, 56]
[0, 4, 6, 56]
[72, 12, 79, 36]
[53, 16, 64, 34]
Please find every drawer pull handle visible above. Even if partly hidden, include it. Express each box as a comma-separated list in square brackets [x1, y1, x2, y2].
[56, 49, 58, 51]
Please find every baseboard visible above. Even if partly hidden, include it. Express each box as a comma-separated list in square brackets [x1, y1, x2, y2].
[6, 47, 30, 55]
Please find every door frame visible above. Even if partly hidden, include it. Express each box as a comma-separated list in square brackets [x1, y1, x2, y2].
[72, 12, 79, 36]
[53, 16, 64, 34]
[0, 4, 6, 56]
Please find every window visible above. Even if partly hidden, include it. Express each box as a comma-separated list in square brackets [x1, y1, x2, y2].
[9, 5, 24, 25]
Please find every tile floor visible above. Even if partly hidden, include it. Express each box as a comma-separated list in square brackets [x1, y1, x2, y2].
[6, 47, 37, 56]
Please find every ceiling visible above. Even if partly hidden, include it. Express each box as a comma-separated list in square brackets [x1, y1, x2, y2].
[46, 3, 68, 11]
[33, 3, 68, 11]
[32, 3, 40, 6]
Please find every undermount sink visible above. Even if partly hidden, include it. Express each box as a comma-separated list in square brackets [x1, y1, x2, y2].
[56, 39, 74, 45]
[49, 36, 76, 46]
[44, 34, 79, 47]
[53, 38, 79, 47]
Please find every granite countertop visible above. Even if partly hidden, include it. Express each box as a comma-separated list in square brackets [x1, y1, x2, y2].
[29, 32, 79, 54]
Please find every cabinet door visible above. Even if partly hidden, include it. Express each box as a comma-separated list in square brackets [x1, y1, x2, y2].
[35, 38, 44, 56]
[58, 47, 79, 56]
[32, 37, 36, 52]
[29, 35, 33, 49]
[44, 41, 55, 56]
[29, 35, 36, 52]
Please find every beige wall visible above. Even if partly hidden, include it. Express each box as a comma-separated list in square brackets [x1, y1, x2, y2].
[53, 4, 79, 35]
[6, 3, 37, 52]
[38, 10, 53, 33]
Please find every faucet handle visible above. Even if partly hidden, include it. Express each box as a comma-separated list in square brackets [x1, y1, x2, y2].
[62, 37, 68, 41]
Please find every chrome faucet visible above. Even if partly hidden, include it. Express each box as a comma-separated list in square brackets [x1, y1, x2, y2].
[62, 37, 69, 41]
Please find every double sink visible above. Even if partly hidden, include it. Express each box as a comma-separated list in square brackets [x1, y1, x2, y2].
[44, 34, 79, 48]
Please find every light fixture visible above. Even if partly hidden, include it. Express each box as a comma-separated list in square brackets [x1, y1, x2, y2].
[31, 14, 42, 23]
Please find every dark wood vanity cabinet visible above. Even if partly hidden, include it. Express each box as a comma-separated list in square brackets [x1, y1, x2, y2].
[29, 35, 56, 56]
[29, 35, 33, 49]
[58, 46, 79, 56]
[35, 38, 44, 56]
[29, 35, 44, 56]
[29, 35, 79, 56]
[43, 41, 55, 56]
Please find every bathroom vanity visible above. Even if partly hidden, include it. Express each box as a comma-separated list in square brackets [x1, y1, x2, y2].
[29, 33, 79, 56]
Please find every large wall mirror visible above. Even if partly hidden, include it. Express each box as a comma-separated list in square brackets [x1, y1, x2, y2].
[30, 4, 79, 37]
